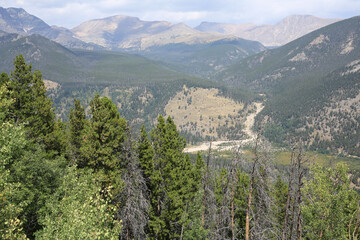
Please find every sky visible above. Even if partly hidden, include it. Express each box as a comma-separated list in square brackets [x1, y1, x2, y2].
[0, 0, 359, 29]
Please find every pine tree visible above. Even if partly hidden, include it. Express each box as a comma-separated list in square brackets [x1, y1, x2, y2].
[136, 125, 154, 188]
[69, 98, 87, 165]
[148, 115, 197, 239]
[45, 119, 68, 158]
[273, 174, 288, 232]
[193, 152, 205, 188]
[8, 55, 55, 146]
[80, 94, 128, 185]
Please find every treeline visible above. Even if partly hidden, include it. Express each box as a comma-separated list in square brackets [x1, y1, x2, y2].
[1, 56, 360, 239]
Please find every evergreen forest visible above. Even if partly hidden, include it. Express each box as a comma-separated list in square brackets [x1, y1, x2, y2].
[2, 56, 360, 240]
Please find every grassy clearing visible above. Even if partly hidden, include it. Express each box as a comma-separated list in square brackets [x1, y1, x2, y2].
[165, 86, 245, 139]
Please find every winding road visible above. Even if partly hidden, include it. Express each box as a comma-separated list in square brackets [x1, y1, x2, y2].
[184, 102, 264, 153]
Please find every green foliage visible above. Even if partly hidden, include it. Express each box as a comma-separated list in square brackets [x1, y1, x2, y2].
[0, 119, 64, 238]
[36, 166, 122, 240]
[80, 94, 128, 180]
[69, 98, 87, 164]
[272, 175, 288, 229]
[234, 170, 249, 237]
[148, 115, 199, 239]
[45, 119, 68, 158]
[193, 152, 205, 187]
[302, 163, 360, 239]
[183, 189, 210, 240]
[136, 125, 154, 188]
[0, 122, 29, 239]
[0, 83, 13, 124]
[8, 55, 55, 146]
[0, 82, 29, 239]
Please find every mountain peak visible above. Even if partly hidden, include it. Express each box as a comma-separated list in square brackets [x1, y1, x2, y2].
[0, 6, 50, 34]
[71, 15, 241, 50]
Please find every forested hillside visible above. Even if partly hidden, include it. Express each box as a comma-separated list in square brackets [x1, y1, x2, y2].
[2, 56, 360, 239]
[0, 30, 256, 141]
[218, 16, 360, 156]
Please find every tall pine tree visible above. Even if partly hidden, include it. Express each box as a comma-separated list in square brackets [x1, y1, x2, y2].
[149, 115, 198, 239]
[69, 98, 87, 165]
[8, 55, 55, 146]
[80, 94, 128, 187]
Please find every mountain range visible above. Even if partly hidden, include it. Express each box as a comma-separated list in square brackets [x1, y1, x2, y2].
[196, 15, 340, 46]
[0, 7, 340, 50]
[0, 7, 267, 78]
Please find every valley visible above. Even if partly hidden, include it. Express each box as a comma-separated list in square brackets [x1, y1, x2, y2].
[2, 4, 360, 240]
[0, 6, 359, 158]
[184, 101, 264, 152]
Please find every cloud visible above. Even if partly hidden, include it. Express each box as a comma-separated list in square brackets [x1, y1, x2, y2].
[0, 0, 359, 28]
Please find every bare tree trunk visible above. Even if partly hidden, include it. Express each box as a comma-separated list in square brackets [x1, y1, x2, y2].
[231, 183, 235, 240]
[351, 201, 360, 239]
[202, 142, 212, 226]
[296, 148, 304, 240]
[230, 151, 237, 240]
[245, 135, 259, 240]
[282, 147, 296, 240]
[127, 223, 130, 240]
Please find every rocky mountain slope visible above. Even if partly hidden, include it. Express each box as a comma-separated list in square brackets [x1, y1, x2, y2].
[72, 15, 239, 50]
[196, 15, 340, 46]
[218, 16, 360, 156]
[0, 7, 100, 49]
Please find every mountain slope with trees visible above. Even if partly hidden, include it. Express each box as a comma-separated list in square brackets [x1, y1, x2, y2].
[218, 16, 360, 156]
[0, 30, 255, 138]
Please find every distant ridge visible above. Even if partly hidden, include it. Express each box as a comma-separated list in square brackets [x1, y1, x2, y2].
[196, 15, 340, 46]
[71, 14, 240, 50]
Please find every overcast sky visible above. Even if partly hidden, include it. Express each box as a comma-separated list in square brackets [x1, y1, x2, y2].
[0, 0, 359, 28]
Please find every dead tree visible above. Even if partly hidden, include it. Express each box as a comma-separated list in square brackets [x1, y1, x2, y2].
[202, 142, 212, 226]
[282, 144, 308, 240]
[241, 134, 277, 240]
[282, 146, 297, 240]
[245, 134, 260, 240]
[198, 142, 219, 239]
[117, 137, 149, 240]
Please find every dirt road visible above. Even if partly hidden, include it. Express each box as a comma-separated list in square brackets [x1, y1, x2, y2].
[184, 102, 264, 153]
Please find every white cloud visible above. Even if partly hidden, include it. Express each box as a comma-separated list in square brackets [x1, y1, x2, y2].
[141, 10, 210, 24]
[0, 0, 359, 28]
